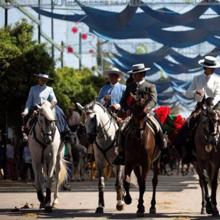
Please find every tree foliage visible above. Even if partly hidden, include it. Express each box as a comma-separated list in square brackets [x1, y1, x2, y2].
[0, 19, 54, 128]
[53, 67, 104, 112]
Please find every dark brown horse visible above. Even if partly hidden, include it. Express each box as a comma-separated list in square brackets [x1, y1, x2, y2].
[194, 101, 220, 216]
[122, 104, 161, 217]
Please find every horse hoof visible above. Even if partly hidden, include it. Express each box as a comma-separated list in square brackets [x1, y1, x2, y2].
[137, 211, 145, 217]
[149, 207, 156, 214]
[201, 207, 206, 214]
[95, 207, 104, 214]
[206, 204, 213, 214]
[124, 195, 132, 205]
[212, 207, 219, 216]
[45, 206, 52, 212]
[39, 203, 45, 209]
[116, 203, 124, 211]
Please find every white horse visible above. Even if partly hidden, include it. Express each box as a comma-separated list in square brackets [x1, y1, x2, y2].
[77, 101, 124, 213]
[27, 101, 67, 211]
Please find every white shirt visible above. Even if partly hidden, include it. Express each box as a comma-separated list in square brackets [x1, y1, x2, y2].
[23, 84, 57, 114]
[185, 73, 220, 105]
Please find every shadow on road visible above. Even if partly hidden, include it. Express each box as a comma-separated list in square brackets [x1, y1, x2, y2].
[0, 208, 219, 220]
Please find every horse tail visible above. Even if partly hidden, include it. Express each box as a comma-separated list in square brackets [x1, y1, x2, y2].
[58, 158, 68, 186]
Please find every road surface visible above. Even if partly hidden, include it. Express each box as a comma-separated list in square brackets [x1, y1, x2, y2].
[0, 173, 218, 220]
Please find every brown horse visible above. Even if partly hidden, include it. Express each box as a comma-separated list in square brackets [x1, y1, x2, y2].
[194, 100, 220, 216]
[122, 105, 161, 217]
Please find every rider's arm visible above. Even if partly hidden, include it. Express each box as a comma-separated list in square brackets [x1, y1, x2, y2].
[22, 87, 34, 116]
[48, 87, 57, 108]
[213, 76, 220, 106]
[144, 84, 157, 112]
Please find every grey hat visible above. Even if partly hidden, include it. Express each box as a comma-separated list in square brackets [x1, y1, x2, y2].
[104, 67, 124, 77]
[34, 72, 52, 80]
[198, 56, 220, 68]
[128, 63, 151, 74]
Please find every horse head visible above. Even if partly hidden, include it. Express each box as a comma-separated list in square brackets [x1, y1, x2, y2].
[36, 101, 56, 144]
[200, 106, 220, 152]
[77, 101, 97, 144]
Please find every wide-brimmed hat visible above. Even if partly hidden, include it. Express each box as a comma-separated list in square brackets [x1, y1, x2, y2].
[198, 56, 220, 68]
[34, 72, 52, 80]
[128, 63, 151, 74]
[104, 67, 124, 77]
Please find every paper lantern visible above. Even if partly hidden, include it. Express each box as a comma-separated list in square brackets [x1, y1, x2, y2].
[71, 27, 78, 33]
[67, 46, 74, 53]
[81, 33, 88, 40]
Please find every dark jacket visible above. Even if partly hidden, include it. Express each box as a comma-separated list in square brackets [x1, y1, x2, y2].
[120, 80, 157, 111]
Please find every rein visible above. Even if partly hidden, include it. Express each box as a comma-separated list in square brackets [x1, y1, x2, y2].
[30, 112, 56, 164]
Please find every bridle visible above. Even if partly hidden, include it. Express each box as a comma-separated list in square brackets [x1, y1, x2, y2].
[35, 111, 56, 145]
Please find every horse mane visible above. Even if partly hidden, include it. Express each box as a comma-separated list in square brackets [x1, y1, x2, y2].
[40, 101, 55, 121]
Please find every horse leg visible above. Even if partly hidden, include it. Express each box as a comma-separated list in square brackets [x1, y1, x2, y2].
[53, 155, 61, 208]
[44, 160, 56, 212]
[95, 167, 105, 214]
[53, 152, 67, 208]
[210, 171, 219, 216]
[123, 164, 133, 205]
[114, 165, 124, 211]
[32, 162, 45, 209]
[149, 162, 159, 214]
[134, 165, 146, 217]
[200, 169, 212, 214]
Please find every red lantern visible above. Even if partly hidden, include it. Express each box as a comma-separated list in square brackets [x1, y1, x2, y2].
[81, 33, 88, 40]
[71, 27, 78, 33]
[67, 46, 74, 53]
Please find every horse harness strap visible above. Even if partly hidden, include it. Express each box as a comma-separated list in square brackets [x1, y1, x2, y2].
[32, 121, 48, 164]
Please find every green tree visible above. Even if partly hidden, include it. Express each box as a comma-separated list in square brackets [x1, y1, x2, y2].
[53, 67, 104, 113]
[0, 19, 54, 129]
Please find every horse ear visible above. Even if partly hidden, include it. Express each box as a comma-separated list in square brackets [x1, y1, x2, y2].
[76, 102, 84, 111]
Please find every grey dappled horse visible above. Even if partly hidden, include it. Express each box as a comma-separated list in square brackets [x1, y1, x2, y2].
[28, 101, 67, 211]
[78, 101, 124, 213]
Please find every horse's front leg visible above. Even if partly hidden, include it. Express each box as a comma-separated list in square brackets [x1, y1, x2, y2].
[53, 155, 61, 208]
[45, 153, 58, 212]
[95, 165, 105, 214]
[123, 163, 133, 205]
[134, 165, 146, 217]
[114, 165, 124, 211]
[149, 161, 159, 214]
[32, 162, 45, 209]
[210, 171, 219, 216]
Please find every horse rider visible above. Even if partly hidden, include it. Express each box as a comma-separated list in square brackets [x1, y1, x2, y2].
[113, 63, 166, 165]
[21, 72, 71, 141]
[98, 67, 126, 113]
[186, 56, 220, 124]
[184, 56, 220, 160]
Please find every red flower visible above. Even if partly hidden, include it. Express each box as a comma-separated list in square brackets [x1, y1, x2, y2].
[173, 115, 186, 130]
[71, 27, 78, 33]
[81, 33, 88, 40]
[154, 106, 171, 125]
[67, 46, 74, 53]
